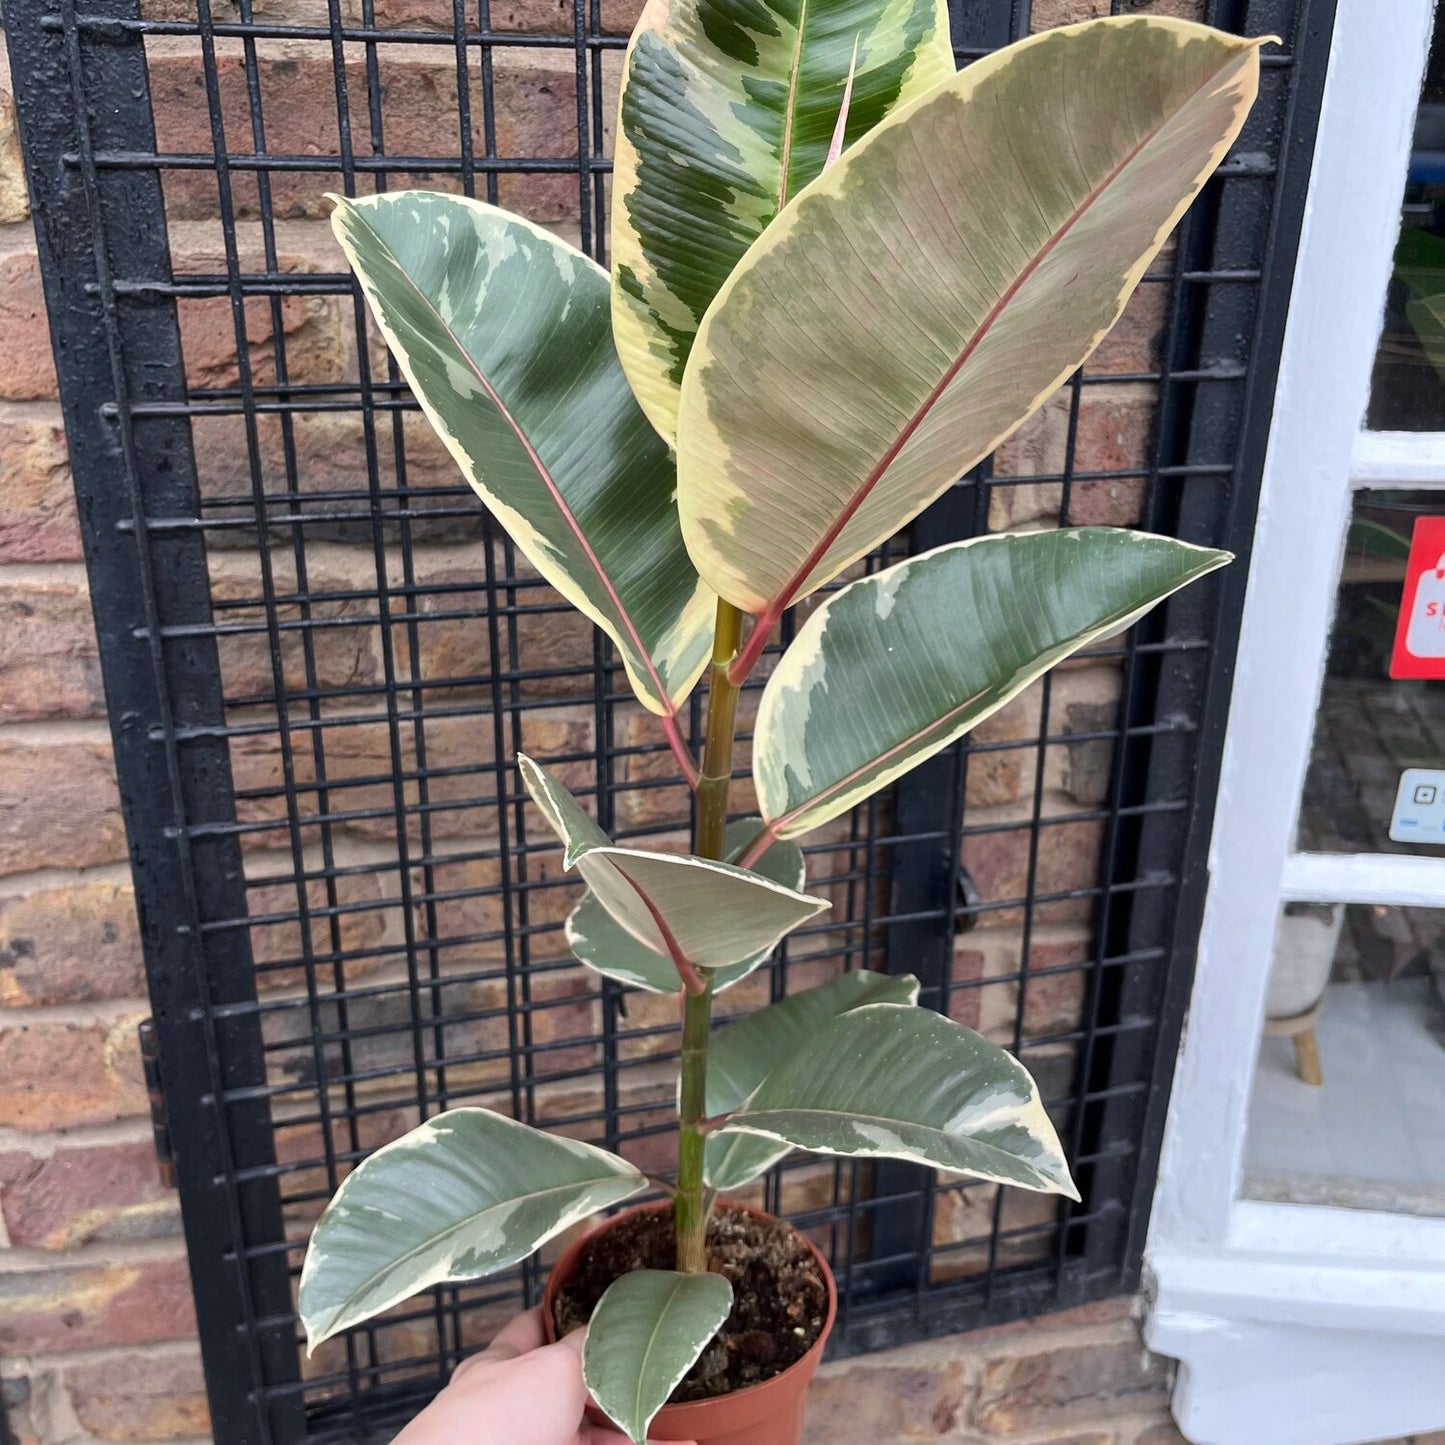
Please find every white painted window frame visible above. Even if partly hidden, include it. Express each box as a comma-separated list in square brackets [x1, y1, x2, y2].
[1143, 3, 1445, 1443]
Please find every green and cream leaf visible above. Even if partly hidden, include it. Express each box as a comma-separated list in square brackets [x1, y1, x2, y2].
[582, 1270, 734, 1444]
[752, 529, 1230, 839]
[610, 0, 954, 438]
[329, 191, 713, 716]
[566, 819, 808, 994]
[705, 970, 921, 1191]
[712, 1005, 1079, 1198]
[675, 16, 1265, 616]
[298, 1109, 645, 1351]
[520, 758, 827, 979]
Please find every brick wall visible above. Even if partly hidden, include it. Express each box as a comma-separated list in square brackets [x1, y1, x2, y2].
[0, 3, 1420, 1445]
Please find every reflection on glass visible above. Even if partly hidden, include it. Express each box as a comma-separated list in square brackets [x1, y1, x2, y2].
[1368, 5, 1445, 430]
[1245, 904, 1445, 1215]
[1298, 491, 1445, 854]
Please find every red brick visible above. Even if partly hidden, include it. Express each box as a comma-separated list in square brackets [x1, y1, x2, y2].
[0, 738, 127, 874]
[0, 1139, 176, 1249]
[0, 1254, 196, 1353]
[372, 0, 640, 35]
[961, 817, 1105, 929]
[246, 866, 396, 989]
[964, 687, 1044, 809]
[804, 1360, 966, 1442]
[0, 1016, 149, 1131]
[0, 75, 29, 225]
[0, 254, 60, 400]
[0, 415, 80, 563]
[66, 1351, 210, 1440]
[974, 1336, 1172, 1434]
[229, 708, 591, 849]
[0, 879, 145, 1007]
[1032, 0, 1202, 25]
[150, 53, 584, 223]
[0, 579, 104, 721]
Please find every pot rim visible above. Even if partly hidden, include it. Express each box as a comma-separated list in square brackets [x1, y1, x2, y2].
[541, 1198, 838, 1428]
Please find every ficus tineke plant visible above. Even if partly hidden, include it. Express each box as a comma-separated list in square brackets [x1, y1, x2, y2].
[298, 9, 1265, 1440]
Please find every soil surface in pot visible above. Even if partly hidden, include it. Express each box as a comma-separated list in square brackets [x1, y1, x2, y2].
[553, 1204, 827, 1402]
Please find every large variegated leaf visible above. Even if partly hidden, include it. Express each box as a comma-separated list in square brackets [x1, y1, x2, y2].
[610, 0, 955, 439]
[751, 529, 1230, 840]
[566, 818, 807, 993]
[675, 17, 1265, 617]
[583, 1270, 734, 1444]
[298, 1109, 644, 1350]
[705, 970, 920, 1191]
[329, 191, 713, 716]
[712, 1004, 1079, 1198]
[519, 758, 827, 981]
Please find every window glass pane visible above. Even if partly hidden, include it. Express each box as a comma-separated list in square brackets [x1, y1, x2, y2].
[1368, 6, 1445, 431]
[1298, 490, 1445, 854]
[1244, 903, 1445, 1215]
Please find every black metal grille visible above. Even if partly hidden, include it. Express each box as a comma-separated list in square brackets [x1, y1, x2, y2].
[3, 0, 1333, 1437]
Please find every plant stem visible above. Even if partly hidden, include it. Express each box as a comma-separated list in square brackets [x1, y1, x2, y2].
[675, 599, 745, 1273]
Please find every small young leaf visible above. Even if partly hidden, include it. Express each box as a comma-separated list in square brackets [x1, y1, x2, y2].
[705, 970, 921, 1191]
[582, 1270, 734, 1444]
[713, 1004, 1079, 1199]
[565, 818, 807, 994]
[298, 1110, 645, 1351]
[520, 758, 828, 980]
[752, 530, 1230, 839]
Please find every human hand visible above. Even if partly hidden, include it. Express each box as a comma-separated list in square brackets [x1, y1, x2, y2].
[393, 1306, 694, 1445]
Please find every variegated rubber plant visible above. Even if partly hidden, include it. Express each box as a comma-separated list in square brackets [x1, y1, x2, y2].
[299, 11, 1267, 1440]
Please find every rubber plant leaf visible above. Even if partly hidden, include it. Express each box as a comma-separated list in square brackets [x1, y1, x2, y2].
[712, 1004, 1080, 1197]
[675, 16, 1266, 618]
[610, 0, 955, 439]
[329, 190, 713, 717]
[582, 1270, 734, 1444]
[298, 1109, 645, 1350]
[750, 529, 1230, 842]
[519, 757, 827, 984]
[566, 818, 806, 994]
[704, 970, 921, 1191]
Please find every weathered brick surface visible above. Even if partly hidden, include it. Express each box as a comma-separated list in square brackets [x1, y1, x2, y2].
[0, 1254, 196, 1353]
[149, 51, 593, 222]
[0, 415, 79, 564]
[0, 75, 30, 224]
[1033, 0, 1204, 25]
[0, 1139, 177, 1249]
[0, 578, 104, 721]
[0, 879, 145, 1007]
[65, 1351, 211, 1440]
[804, 1360, 967, 1441]
[0, 738, 127, 873]
[228, 705, 592, 848]
[0, 255, 63, 402]
[0, 1015, 149, 1131]
[974, 1337, 1172, 1434]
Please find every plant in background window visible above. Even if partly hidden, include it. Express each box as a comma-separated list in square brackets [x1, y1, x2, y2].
[299, 13, 1265, 1444]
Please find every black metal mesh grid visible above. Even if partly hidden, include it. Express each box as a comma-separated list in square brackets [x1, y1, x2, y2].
[2, 0, 1332, 1437]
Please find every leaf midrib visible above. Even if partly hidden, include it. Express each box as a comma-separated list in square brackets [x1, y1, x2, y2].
[323, 1175, 633, 1332]
[724, 1104, 1047, 1177]
[346, 205, 679, 716]
[758, 53, 1246, 621]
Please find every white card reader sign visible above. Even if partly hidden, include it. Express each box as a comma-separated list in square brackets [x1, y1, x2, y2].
[1389, 768, 1445, 843]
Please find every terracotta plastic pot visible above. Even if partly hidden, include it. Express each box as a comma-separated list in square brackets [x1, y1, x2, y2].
[542, 1202, 837, 1445]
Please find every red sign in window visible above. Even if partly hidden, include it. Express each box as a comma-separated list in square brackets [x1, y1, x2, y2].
[1390, 516, 1445, 680]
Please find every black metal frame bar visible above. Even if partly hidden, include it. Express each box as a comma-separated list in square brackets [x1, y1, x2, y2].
[1, 0, 1335, 1436]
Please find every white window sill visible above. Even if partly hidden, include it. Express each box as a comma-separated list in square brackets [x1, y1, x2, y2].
[1145, 1204, 1445, 1445]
